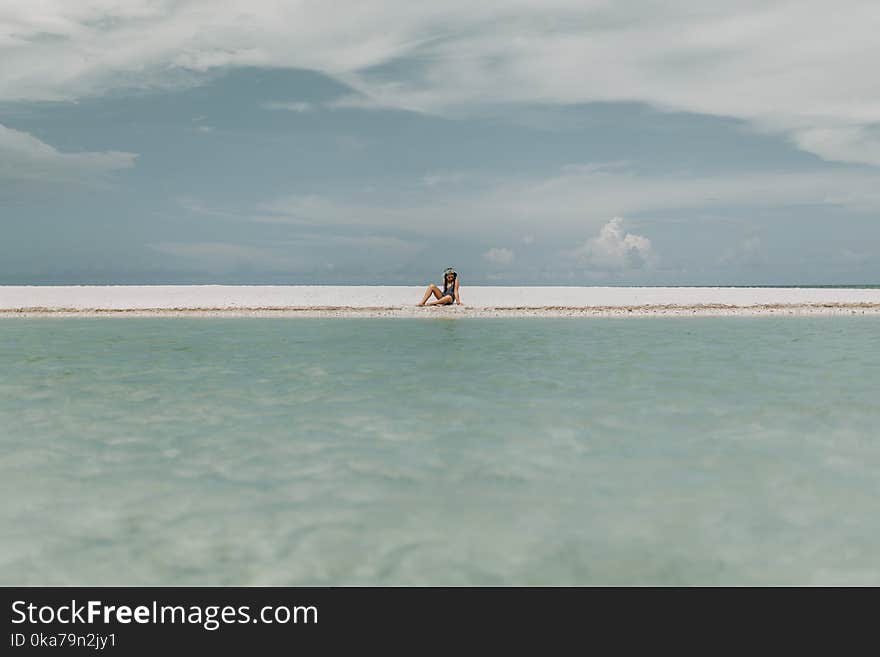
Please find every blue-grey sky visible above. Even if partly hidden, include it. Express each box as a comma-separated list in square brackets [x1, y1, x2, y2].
[2, 1, 879, 285]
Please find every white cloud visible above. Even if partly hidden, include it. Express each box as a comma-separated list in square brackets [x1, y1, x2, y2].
[482, 247, 514, 265]
[0, 122, 136, 186]
[175, 196, 238, 218]
[719, 236, 765, 267]
[248, 164, 880, 244]
[2, 2, 880, 163]
[837, 248, 874, 265]
[148, 241, 301, 272]
[325, 94, 406, 112]
[568, 218, 655, 270]
[787, 124, 880, 169]
[473, 164, 880, 236]
[254, 194, 366, 225]
[280, 234, 422, 258]
[261, 101, 313, 112]
[422, 172, 467, 187]
[262, 94, 422, 114]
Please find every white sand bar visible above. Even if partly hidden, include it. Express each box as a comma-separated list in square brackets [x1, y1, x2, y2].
[2, 286, 880, 317]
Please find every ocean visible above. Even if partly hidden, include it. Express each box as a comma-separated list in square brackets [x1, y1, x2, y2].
[2, 317, 879, 585]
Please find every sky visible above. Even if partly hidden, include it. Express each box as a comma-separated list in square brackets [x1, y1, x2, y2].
[1, 0, 879, 285]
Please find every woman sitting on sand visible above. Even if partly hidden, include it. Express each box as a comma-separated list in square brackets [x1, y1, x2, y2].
[417, 267, 461, 306]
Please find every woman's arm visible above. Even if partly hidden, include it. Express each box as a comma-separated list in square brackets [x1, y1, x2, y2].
[455, 280, 462, 304]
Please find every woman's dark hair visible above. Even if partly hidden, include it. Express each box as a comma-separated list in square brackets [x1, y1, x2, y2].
[443, 270, 457, 292]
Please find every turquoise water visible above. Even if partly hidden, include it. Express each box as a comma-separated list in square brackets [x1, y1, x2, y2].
[2, 318, 879, 585]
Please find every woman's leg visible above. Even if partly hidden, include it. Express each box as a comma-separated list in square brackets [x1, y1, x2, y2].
[426, 294, 453, 306]
[417, 284, 444, 305]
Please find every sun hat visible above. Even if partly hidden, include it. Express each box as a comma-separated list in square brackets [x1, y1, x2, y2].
[443, 267, 457, 276]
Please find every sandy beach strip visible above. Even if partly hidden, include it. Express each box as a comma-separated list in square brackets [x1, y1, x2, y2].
[2, 286, 880, 317]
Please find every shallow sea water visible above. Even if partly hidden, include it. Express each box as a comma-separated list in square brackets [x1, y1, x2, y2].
[1, 317, 879, 585]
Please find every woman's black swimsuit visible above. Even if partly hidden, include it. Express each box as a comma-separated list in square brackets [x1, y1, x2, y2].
[442, 282, 455, 301]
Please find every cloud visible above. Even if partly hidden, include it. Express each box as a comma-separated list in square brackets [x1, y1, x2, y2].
[568, 218, 655, 270]
[482, 247, 514, 265]
[175, 196, 239, 218]
[0, 122, 136, 187]
[422, 172, 468, 187]
[261, 101, 314, 112]
[247, 163, 880, 245]
[472, 164, 880, 237]
[254, 194, 368, 225]
[261, 94, 406, 113]
[148, 241, 302, 272]
[786, 124, 880, 169]
[837, 248, 875, 265]
[719, 236, 765, 267]
[2, 2, 880, 164]
[325, 94, 406, 111]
